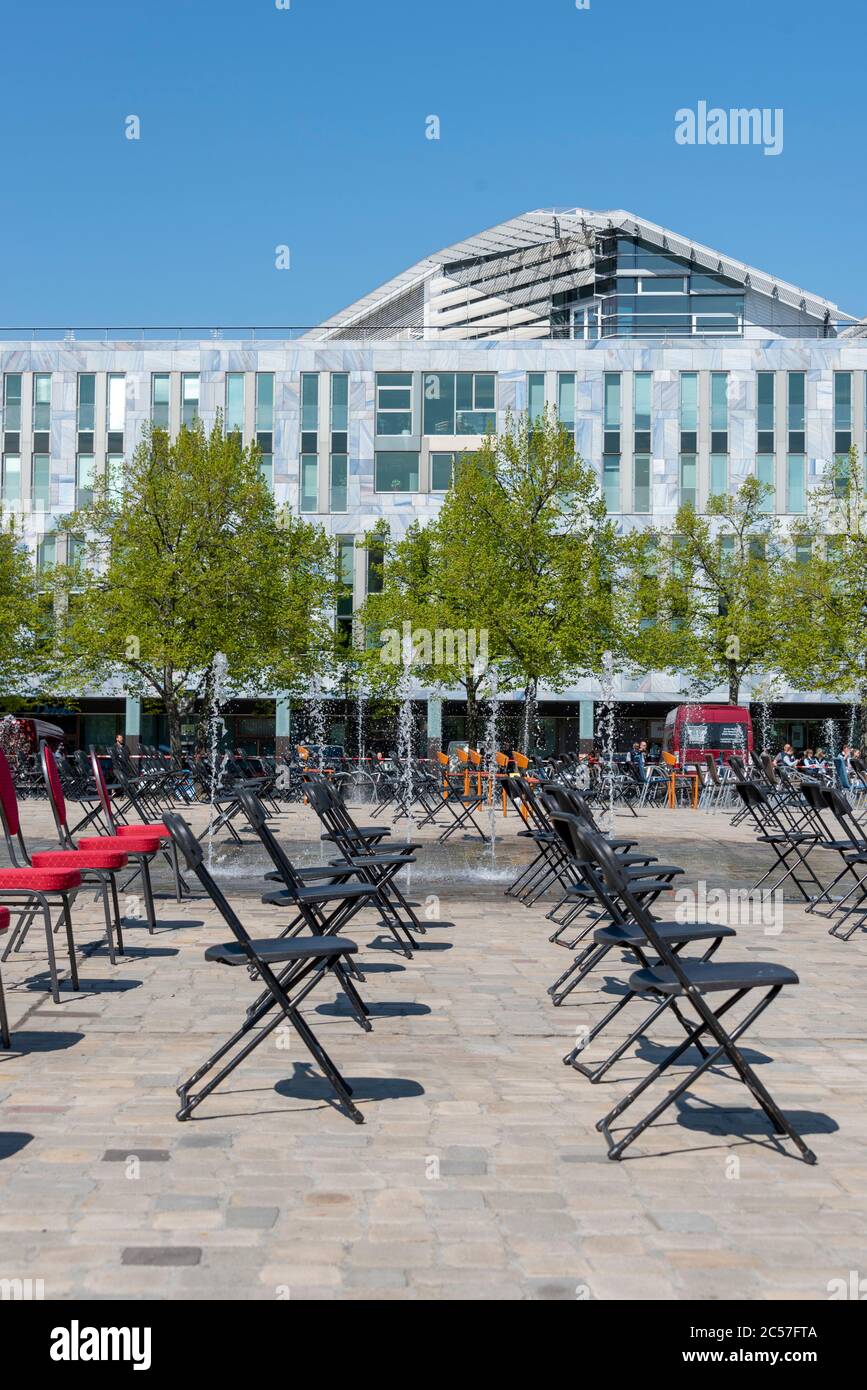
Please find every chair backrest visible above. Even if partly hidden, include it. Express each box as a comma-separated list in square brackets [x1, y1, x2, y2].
[0, 747, 22, 839]
[236, 788, 305, 894]
[728, 755, 747, 783]
[163, 811, 257, 955]
[761, 753, 778, 786]
[704, 752, 721, 786]
[40, 741, 71, 844]
[89, 748, 118, 832]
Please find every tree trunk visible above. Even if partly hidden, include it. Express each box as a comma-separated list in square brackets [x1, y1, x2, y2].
[164, 675, 183, 762]
[728, 661, 740, 704]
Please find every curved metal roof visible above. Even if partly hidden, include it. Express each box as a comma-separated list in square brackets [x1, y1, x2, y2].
[302, 207, 856, 341]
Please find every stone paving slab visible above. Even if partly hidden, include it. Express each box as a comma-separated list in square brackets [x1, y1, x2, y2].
[0, 798, 864, 1300]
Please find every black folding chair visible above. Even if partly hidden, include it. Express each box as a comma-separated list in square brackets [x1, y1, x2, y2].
[564, 822, 817, 1164]
[733, 781, 826, 903]
[164, 812, 370, 1125]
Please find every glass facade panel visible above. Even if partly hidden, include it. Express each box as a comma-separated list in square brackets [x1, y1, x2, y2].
[376, 372, 411, 436]
[633, 454, 651, 513]
[603, 373, 621, 428]
[330, 454, 348, 512]
[527, 373, 545, 425]
[151, 373, 170, 428]
[32, 453, 50, 510]
[181, 373, 199, 428]
[76, 454, 94, 507]
[557, 373, 576, 430]
[787, 454, 806, 514]
[33, 374, 51, 430]
[680, 373, 698, 431]
[300, 455, 318, 512]
[225, 373, 244, 434]
[331, 373, 349, 432]
[602, 457, 620, 512]
[255, 373, 274, 431]
[107, 374, 125, 433]
[709, 454, 728, 496]
[77, 374, 95, 432]
[756, 454, 775, 513]
[1, 454, 20, 504]
[3, 374, 22, 432]
[679, 455, 697, 508]
[375, 451, 419, 492]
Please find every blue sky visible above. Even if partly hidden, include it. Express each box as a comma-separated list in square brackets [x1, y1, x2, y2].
[0, 0, 863, 328]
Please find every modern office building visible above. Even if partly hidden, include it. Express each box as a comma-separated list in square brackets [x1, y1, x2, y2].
[2, 208, 865, 751]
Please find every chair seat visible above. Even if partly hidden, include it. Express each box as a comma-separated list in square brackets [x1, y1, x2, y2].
[0, 866, 82, 891]
[78, 834, 161, 854]
[594, 920, 737, 947]
[295, 881, 378, 903]
[116, 823, 169, 838]
[205, 935, 357, 965]
[32, 849, 129, 871]
[628, 959, 799, 995]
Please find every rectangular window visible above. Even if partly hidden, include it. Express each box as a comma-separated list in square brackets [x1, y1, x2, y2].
[375, 451, 419, 492]
[375, 372, 412, 436]
[225, 373, 245, 434]
[330, 454, 348, 512]
[77, 374, 96, 434]
[833, 371, 852, 495]
[107, 373, 125, 454]
[633, 454, 651, 513]
[255, 372, 274, 431]
[787, 454, 806, 514]
[107, 373, 125, 432]
[709, 454, 728, 496]
[633, 372, 652, 453]
[679, 372, 698, 507]
[602, 372, 620, 511]
[710, 372, 728, 454]
[431, 451, 462, 491]
[335, 536, 355, 648]
[255, 372, 274, 486]
[756, 455, 775, 513]
[75, 455, 94, 508]
[422, 372, 495, 436]
[527, 372, 545, 426]
[301, 373, 319, 435]
[787, 372, 805, 453]
[1, 454, 20, 504]
[3, 373, 22, 441]
[757, 371, 775, 453]
[680, 372, 698, 449]
[300, 456, 318, 513]
[679, 455, 697, 509]
[36, 533, 56, 571]
[366, 541, 384, 596]
[151, 373, 170, 429]
[331, 373, 349, 434]
[107, 455, 124, 501]
[557, 373, 576, 434]
[329, 374, 349, 512]
[32, 453, 50, 510]
[33, 374, 51, 431]
[181, 373, 200, 429]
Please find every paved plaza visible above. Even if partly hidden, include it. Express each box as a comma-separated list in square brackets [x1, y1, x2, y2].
[0, 800, 864, 1301]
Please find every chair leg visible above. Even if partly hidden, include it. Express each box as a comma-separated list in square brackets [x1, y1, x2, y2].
[108, 875, 125, 954]
[60, 896, 80, 991]
[99, 878, 117, 965]
[139, 858, 157, 934]
[0, 966, 10, 1048]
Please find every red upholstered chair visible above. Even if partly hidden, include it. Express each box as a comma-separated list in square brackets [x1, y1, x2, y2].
[0, 747, 133, 967]
[0, 905, 11, 1047]
[41, 744, 162, 936]
[0, 752, 83, 1002]
[88, 749, 187, 903]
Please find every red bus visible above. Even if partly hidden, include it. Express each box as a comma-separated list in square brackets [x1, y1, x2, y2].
[663, 704, 753, 765]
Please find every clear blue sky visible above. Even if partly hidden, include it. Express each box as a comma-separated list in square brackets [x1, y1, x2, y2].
[0, 0, 863, 328]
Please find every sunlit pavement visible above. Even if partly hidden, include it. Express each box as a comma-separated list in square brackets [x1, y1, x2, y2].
[0, 800, 863, 1301]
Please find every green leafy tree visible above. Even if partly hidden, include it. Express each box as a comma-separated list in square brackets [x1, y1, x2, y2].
[362, 411, 616, 749]
[0, 513, 45, 701]
[777, 444, 867, 739]
[620, 476, 786, 705]
[55, 421, 337, 757]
